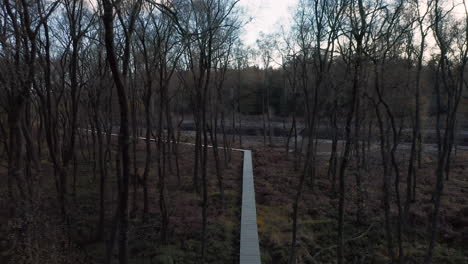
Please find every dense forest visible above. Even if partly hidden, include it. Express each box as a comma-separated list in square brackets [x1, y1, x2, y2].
[0, 0, 467, 263]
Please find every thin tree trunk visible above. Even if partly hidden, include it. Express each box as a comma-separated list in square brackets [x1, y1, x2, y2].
[102, 1, 134, 262]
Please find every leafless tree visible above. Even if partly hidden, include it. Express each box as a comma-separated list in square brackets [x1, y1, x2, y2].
[425, 0, 467, 262]
[288, 0, 344, 263]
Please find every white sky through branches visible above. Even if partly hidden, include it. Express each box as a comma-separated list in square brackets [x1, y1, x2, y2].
[237, 0, 466, 67]
[238, 0, 466, 48]
[238, 0, 298, 47]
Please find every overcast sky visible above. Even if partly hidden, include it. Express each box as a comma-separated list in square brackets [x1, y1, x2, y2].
[238, 0, 298, 47]
[236, 0, 467, 51]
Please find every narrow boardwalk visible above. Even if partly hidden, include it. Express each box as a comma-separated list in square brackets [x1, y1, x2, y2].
[239, 150, 261, 264]
[81, 129, 261, 263]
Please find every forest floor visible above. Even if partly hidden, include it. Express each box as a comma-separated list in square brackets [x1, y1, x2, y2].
[2, 132, 468, 264]
[250, 145, 468, 263]
[0, 138, 243, 264]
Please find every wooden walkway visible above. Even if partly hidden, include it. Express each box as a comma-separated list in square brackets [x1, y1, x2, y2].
[80, 129, 262, 263]
[239, 150, 261, 264]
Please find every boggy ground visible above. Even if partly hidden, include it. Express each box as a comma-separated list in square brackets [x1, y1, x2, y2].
[0, 137, 243, 264]
[252, 147, 468, 263]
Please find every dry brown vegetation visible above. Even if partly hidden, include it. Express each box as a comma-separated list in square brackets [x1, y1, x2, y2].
[252, 148, 468, 263]
[0, 141, 243, 264]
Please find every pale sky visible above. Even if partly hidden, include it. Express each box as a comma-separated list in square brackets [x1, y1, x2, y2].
[238, 0, 298, 47]
[237, 0, 467, 57]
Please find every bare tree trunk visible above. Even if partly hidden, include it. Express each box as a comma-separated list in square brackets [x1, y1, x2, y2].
[425, 5, 466, 256]
[201, 108, 209, 263]
[267, 86, 272, 146]
[374, 102, 396, 263]
[262, 86, 267, 146]
[329, 102, 338, 193]
[337, 45, 360, 264]
[142, 90, 152, 222]
[208, 124, 225, 207]
[102, 0, 138, 261]
[193, 121, 201, 193]
[288, 140, 311, 264]
[131, 82, 138, 217]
